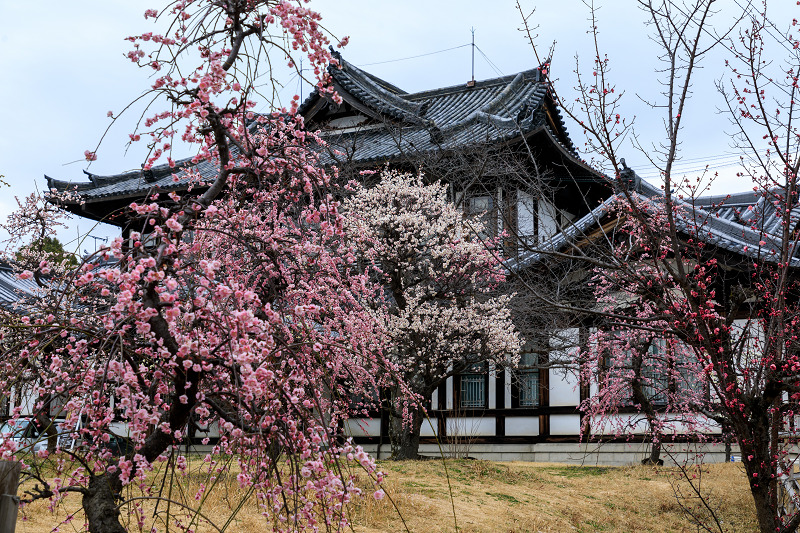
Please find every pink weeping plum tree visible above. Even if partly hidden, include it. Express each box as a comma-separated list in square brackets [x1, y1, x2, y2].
[0, 1, 397, 532]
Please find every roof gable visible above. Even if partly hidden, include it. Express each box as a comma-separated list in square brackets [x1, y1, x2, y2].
[46, 53, 591, 221]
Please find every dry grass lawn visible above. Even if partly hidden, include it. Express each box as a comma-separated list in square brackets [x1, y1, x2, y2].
[16, 459, 757, 532]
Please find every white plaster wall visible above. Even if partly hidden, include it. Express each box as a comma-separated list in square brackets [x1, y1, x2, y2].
[344, 418, 381, 438]
[447, 417, 495, 437]
[109, 421, 129, 435]
[328, 115, 367, 128]
[420, 418, 438, 437]
[549, 328, 580, 407]
[504, 359, 513, 408]
[446, 376, 454, 410]
[538, 197, 558, 241]
[14, 392, 36, 416]
[731, 318, 765, 366]
[593, 414, 649, 435]
[517, 189, 535, 244]
[505, 416, 540, 436]
[550, 414, 581, 435]
[550, 369, 580, 407]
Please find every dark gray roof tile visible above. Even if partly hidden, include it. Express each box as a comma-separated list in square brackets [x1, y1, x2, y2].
[51, 55, 553, 205]
[512, 178, 800, 271]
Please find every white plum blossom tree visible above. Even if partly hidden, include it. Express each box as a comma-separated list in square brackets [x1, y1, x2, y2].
[343, 171, 520, 459]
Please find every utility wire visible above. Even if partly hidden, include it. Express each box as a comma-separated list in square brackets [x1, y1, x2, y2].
[637, 155, 745, 173]
[358, 44, 471, 67]
[638, 161, 751, 178]
[475, 45, 505, 77]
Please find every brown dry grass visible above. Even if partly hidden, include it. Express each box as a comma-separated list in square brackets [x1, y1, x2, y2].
[16, 459, 757, 532]
[347, 460, 757, 533]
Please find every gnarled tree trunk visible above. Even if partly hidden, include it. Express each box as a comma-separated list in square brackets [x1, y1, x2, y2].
[388, 385, 426, 459]
[82, 473, 125, 533]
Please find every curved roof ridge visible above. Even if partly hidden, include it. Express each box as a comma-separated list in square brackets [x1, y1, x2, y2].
[44, 176, 97, 192]
[406, 67, 542, 100]
[692, 190, 761, 206]
[436, 73, 537, 138]
[513, 185, 800, 272]
[480, 72, 525, 115]
[47, 154, 201, 194]
[329, 52, 424, 121]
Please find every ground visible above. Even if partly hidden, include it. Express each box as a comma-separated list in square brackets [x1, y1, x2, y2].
[17, 459, 756, 532]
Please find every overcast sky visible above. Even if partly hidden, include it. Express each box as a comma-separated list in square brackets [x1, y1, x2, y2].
[0, 0, 795, 252]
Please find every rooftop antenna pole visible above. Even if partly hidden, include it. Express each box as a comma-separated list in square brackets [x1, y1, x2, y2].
[468, 27, 476, 87]
[89, 235, 107, 253]
[299, 58, 304, 101]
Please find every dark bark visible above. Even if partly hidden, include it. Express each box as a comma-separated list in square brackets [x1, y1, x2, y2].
[642, 440, 663, 466]
[388, 388, 426, 460]
[34, 412, 58, 453]
[750, 480, 779, 533]
[630, 344, 663, 466]
[78, 301, 200, 532]
[735, 408, 782, 533]
[82, 474, 125, 533]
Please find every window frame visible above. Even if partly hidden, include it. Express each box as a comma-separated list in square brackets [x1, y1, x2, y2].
[456, 362, 489, 410]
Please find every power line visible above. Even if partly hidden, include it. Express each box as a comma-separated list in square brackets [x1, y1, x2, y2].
[662, 151, 742, 164]
[637, 160, 752, 178]
[357, 44, 471, 67]
[475, 45, 505, 77]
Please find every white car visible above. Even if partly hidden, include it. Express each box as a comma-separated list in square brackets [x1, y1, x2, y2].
[0, 419, 48, 453]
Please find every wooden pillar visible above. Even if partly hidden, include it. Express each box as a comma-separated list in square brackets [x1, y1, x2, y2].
[0, 460, 21, 533]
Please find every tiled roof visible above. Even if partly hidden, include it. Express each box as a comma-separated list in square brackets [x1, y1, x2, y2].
[0, 262, 42, 311]
[310, 54, 567, 165]
[46, 157, 219, 204]
[510, 179, 800, 271]
[692, 190, 800, 239]
[46, 53, 792, 270]
[48, 55, 572, 205]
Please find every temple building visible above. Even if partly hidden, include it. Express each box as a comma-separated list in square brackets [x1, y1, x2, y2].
[44, 54, 789, 464]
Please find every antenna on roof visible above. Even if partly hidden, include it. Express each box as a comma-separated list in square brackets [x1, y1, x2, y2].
[299, 58, 304, 101]
[467, 28, 476, 87]
[89, 235, 108, 253]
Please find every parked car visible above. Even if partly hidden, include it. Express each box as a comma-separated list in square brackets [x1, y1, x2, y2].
[0, 419, 48, 453]
[56, 429, 135, 456]
[102, 434, 135, 456]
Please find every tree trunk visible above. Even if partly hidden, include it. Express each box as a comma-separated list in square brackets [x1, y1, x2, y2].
[750, 480, 779, 533]
[642, 439, 663, 466]
[630, 349, 663, 466]
[388, 390, 425, 460]
[34, 412, 58, 453]
[736, 412, 781, 533]
[82, 473, 126, 533]
[80, 365, 199, 532]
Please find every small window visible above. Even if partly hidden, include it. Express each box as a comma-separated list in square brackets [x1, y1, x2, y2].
[465, 195, 495, 240]
[518, 353, 540, 407]
[459, 363, 486, 408]
[466, 196, 492, 215]
[643, 341, 668, 405]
